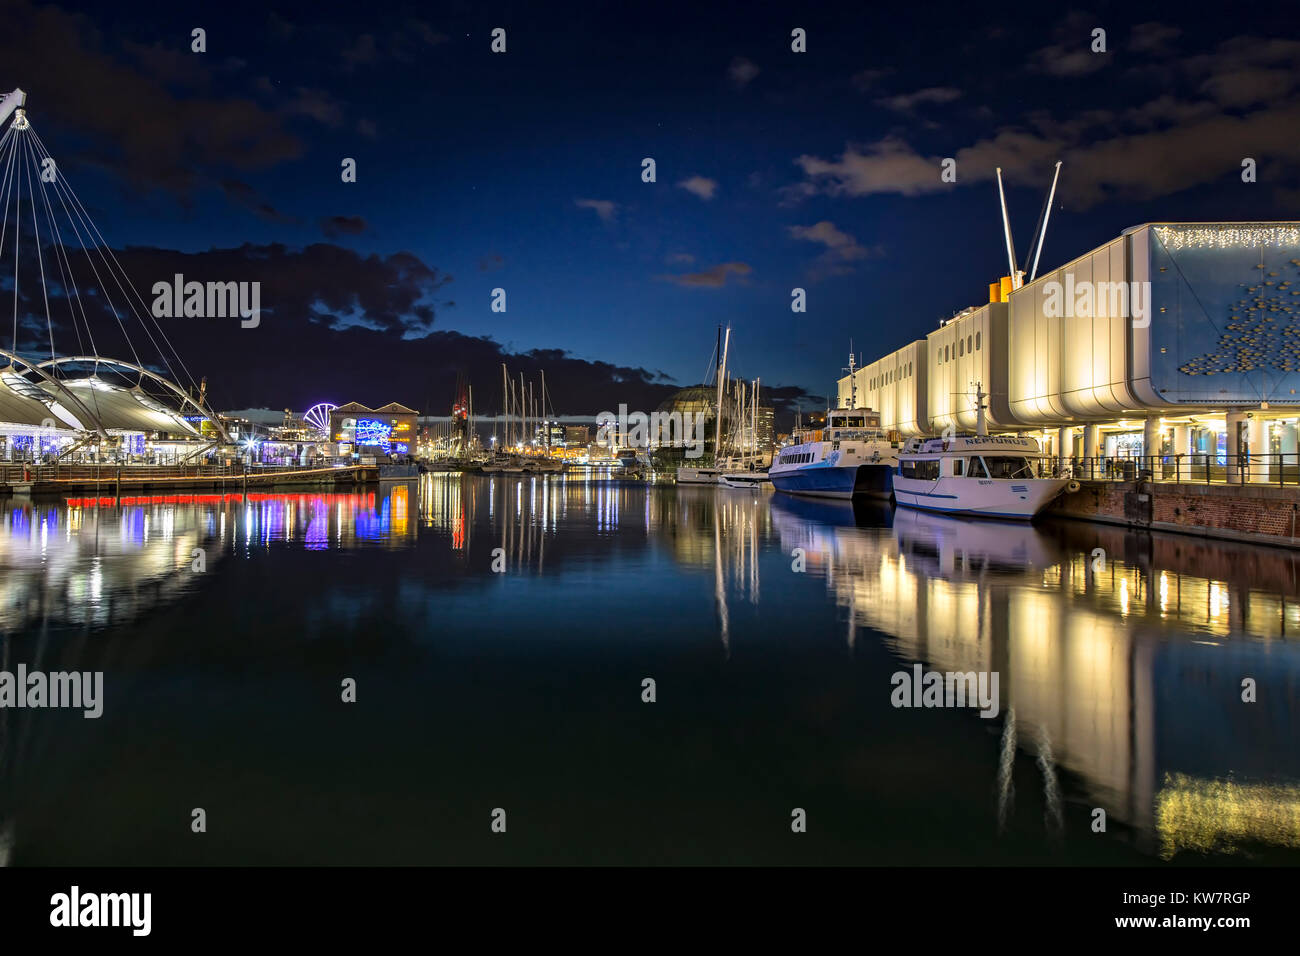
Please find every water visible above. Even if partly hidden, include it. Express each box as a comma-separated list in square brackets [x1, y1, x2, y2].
[1, 475, 1298, 865]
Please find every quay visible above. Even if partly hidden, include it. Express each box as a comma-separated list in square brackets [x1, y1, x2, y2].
[0, 463, 377, 498]
[1051, 476, 1300, 550]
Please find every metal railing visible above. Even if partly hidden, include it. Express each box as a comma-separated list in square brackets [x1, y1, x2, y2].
[0, 461, 361, 484]
[1046, 454, 1300, 486]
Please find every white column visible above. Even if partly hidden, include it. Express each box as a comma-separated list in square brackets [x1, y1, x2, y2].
[1283, 423, 1299, 484]
[1057, 426, 1069, 474]
[1225, 411, 1247, 484]
[1171, 424, 1191, 482]
[1082, 423, 1098, 479]
[1247, 416, 1267, 483]
[1142, 417, 1158, 476]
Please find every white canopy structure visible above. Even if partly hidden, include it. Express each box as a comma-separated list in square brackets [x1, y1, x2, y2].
[0, 88, 228, 453]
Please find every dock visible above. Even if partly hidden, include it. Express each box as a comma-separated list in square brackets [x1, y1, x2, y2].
[0, 463, 378, 497]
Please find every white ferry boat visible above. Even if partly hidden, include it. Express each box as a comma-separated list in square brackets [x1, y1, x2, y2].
[893, 434, 1077, 520]
[769, 355, 899, 500]
[769, 407, 898, 499]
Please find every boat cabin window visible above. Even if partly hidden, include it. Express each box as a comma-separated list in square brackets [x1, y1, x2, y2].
[952, 459, 964, 476]
[983, 456, 1035, 479]
[966, 457, 988, 478]
[899, 459, 939, 480]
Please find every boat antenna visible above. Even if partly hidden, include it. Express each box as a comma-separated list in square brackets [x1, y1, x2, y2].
[842, 345, 858, 410]
[973, 381, 988, 437]
[996, 167, 1023, 291]
[1026, 161, 1062, 282]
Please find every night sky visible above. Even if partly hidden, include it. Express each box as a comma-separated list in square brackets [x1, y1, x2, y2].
[3, 0, 1299, 423]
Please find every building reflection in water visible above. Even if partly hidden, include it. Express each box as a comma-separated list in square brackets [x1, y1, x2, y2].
[2, 475, 1298, 861]
[768, 495, 1300, 859]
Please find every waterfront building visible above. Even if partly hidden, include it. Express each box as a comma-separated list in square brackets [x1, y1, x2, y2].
[837, 223, 1300, 483]
[330, 402, 419, 457]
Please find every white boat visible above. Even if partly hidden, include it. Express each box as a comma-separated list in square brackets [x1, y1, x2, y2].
[718, 468, 770, 490]
[768, 352, 899, 500]
[677, 465, 721, 484]
[893, 434, 1077, 520]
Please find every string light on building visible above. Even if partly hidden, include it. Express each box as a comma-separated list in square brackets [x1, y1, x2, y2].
[1154, 224, 1300, 250]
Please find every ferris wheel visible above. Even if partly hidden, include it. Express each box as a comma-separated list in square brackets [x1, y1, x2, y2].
[304, 403, 338, 434]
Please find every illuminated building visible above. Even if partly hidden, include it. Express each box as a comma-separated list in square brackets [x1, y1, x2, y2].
[837, 222, 1300, 481]
[329, 401, 419, 456]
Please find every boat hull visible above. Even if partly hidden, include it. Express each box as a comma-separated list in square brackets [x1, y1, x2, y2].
[718, 472, 771, 489]
[893, 475, 1070, 520]
[770, 463, 893, 500]
[677, 466, 721, 485]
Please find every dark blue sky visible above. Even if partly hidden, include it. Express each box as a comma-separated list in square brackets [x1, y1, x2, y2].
[4, 0, 1299, 418]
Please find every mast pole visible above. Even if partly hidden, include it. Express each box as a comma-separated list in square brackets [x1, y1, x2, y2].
[1029, 161, 1063, 282]
[996, 167, 1021, 290]
[714, 326, 730, 465]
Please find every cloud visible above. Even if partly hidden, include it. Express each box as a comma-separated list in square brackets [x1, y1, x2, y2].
[728, 56, 759, 90]
[478, 253, 505, 272]
[1128, 22, 1181, 55]
[221, 180, 299, 224]
[341, 19, 448, 69]
[284, 87, 345, 126]
[1029, 43, 1108, 77]
[574, 198, 619, 223]
[789, 32, 1300, 209]
[789, 222, 878, 279]
[659, 262, 752, 288]
[320, 215, 369, 239]
[677, 176, 718, 200]
[342, 34, 380, 68]
[14, 235, 748, 415]
[851, 69, 890, 93]
[3, 0, 303, 203]
[875, 86, 963, 113]
[665, 252, 695, 266]
[788, 137, 949, 199]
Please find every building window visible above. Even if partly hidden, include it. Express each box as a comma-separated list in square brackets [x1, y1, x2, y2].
[968, 335, 973, 353]
[975, 332, 981, 351]
[958, 339, 964, 357]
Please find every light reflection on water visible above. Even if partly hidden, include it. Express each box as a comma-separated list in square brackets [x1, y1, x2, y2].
[0, 473, 1297, 864]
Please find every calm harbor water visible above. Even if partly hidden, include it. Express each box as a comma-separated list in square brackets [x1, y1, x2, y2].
[1, 474, 1298, 865]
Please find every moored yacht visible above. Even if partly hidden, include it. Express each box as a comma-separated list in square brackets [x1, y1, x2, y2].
[893, 434, 1077, 520]
[677, 465, 721, 484]
[717, 465, 770, 489]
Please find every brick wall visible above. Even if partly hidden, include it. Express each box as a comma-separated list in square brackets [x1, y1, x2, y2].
[1050, 480, 1300, 546]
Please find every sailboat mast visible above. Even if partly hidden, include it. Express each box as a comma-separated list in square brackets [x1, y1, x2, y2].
[501, 364, 508, 450]
[541, 370, 549, 452]
[714, 326, 730, 464]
